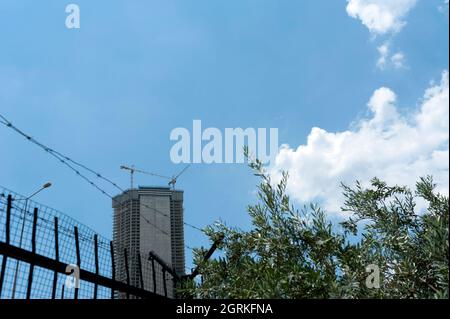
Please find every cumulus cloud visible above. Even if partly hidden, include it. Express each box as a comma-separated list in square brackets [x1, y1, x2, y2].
[346, 1, 415, 70]
[346, 0, 417, 35]
[376, 42, 406, 69]
[269, 71, 449, 216]
[390, 52, 405, 69]
[376, 43, 390, 68]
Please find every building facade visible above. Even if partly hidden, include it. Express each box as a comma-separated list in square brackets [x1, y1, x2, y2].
[112, 187, 185, 298]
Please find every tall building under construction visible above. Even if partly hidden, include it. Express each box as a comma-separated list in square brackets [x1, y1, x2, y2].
[112, 187, 185, 297]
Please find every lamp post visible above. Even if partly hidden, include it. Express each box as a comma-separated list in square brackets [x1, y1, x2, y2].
[11, 182, 52, 299]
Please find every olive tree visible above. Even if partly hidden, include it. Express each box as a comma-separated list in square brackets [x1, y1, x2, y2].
[180, 156, 449, 299]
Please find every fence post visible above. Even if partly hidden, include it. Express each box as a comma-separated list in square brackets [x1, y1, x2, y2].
[52, 217, 59, 299]
[74, 226, 81, 299]
[162, 268, 167, 298]
[0, 195, 12, 298]
[93, 234, 99, 299]
[26, 207, 38, 299]
[151, 256, 156, 293]
[5, 195, 11, 244]
[110, 241, 115, 299]
[124, 248, 130, 299]
[138, 252, 144, 291]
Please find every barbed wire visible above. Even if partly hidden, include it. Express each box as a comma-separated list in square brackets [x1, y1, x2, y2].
[0, 113, 205, 245]
[0, 114, 197, 235]
[0, 114, 124, 192]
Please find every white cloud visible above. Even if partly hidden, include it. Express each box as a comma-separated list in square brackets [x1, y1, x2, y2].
[390, 52, 405, 69]
[346, 1, 414, 70]
[376, 42, 406, 69]
[269, 71, 449, 216]
[376, 43, 390, 68]
[346, 0, 417, 35]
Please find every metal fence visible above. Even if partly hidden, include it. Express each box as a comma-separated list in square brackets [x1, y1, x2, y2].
[0, 186, 177, 299]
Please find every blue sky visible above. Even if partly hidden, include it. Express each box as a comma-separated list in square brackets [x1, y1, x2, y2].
[0, 0, 448, 271]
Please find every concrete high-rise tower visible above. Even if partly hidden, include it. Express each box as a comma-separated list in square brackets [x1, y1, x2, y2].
[112, 187, 185, 297]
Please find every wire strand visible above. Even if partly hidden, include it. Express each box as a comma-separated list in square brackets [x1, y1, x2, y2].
[0, 113, 205, 243]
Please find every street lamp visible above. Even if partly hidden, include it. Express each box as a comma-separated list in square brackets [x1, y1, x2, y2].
[24, 182, 52, 200]
[11, 182, 52, 299]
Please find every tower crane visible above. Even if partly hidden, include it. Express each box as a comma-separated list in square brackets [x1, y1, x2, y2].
[120, 164, 190, 189]
[168, 164, 190, 189]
